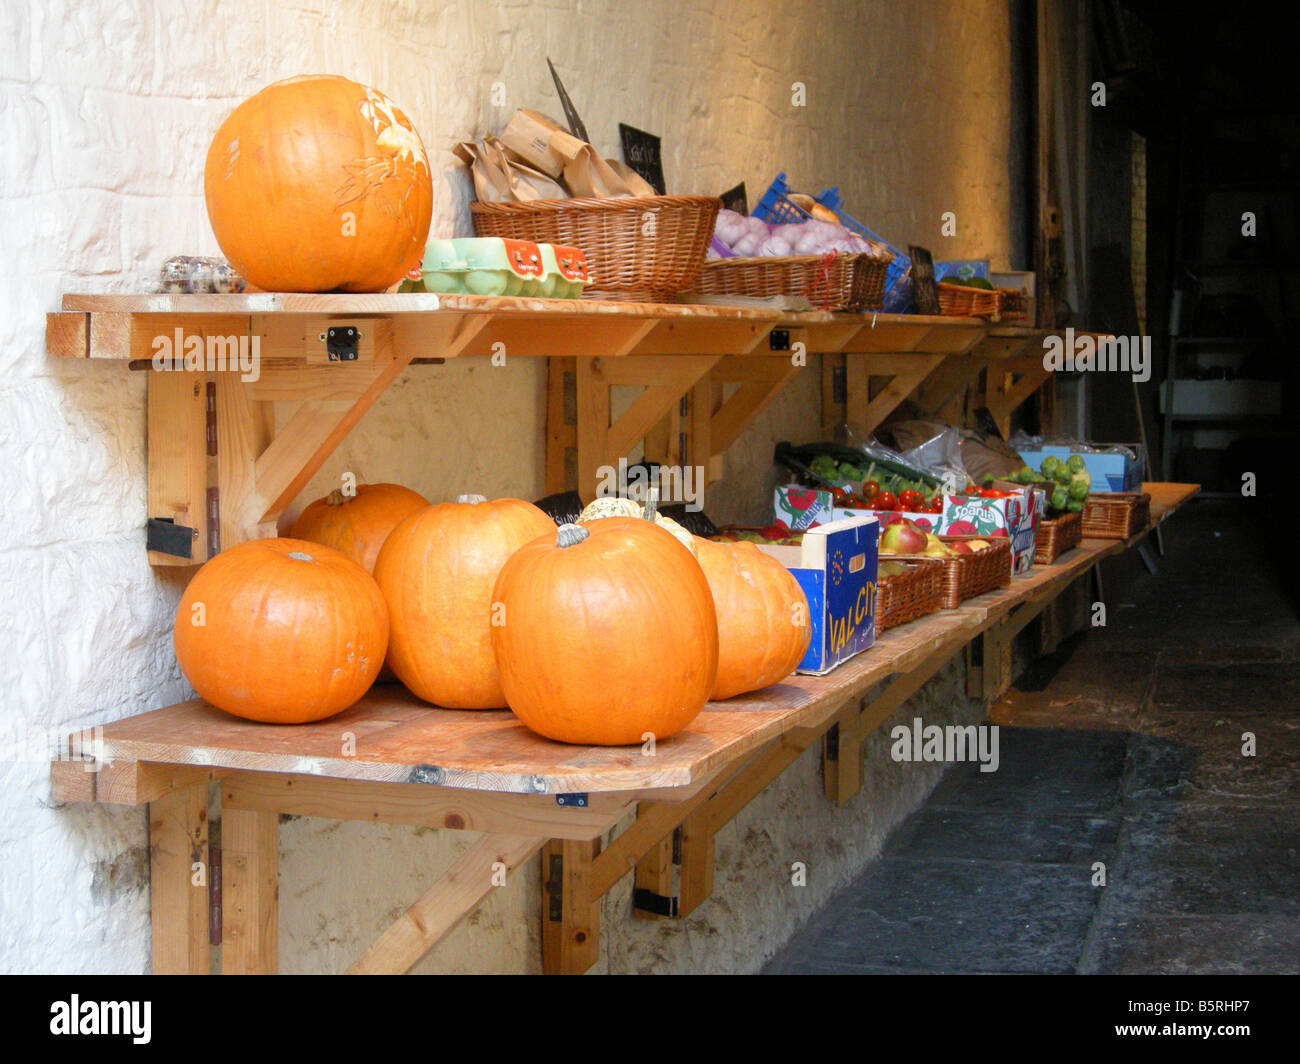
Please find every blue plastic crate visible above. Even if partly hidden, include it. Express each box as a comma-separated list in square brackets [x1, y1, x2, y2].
[752, 173, 913, 312]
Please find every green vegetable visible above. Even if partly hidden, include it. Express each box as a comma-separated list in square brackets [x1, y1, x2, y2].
[1068, 479, 1089, 501]
[1050, 486, 1069, 511]
[1066, 499, 1084, 513]
[1066, 455, 1086, 474]
[1041, 456, 1061, 476]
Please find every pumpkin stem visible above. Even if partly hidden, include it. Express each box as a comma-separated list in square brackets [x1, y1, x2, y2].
[641, 484, 660, 521]
[556, 523, 589, 548]
[326, 488, 348, 506]
[457, 494, 488, 505]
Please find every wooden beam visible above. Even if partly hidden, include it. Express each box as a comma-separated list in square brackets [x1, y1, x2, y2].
[542, 838, 602, 975]
[710, 364, 801, 456]
[220, 801, 278, 975]
[545, 357, 576, 495]
[675, 806, 714, 919]
[149, 785, 210, 975]
[45, 312, 89, 358]
[348, 834, 543, 975]
[632, 834, 675, 921]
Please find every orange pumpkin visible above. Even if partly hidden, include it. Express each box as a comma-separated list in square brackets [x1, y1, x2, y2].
[692, 537, 811, 700]
[204, 75, 433, 292]
[173, 538, 388, 724]
[491, 520, 719, 745]
[373, 495, 555, 709]
[290, 483, 428, 573]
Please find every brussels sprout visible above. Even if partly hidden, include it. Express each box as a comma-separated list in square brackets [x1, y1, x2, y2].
[1068, 480, 1089, 501]
[1050, 486, 1069, 511]
[1054, 466, 1072, 485]
[1066, 499, 1084, 513]
[1041, 456, 1061, 475]
[1066, 455, 1086, 474]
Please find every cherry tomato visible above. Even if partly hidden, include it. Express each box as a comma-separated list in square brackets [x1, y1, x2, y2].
[874, 491, 898, 511]
[898, 490, 923, 511]
[925, 497, 943, 513]
[831, 486, 853, 504]
[862, 480, 880, 498]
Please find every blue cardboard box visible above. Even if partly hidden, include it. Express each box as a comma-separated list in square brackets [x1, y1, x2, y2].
[758, 515, 878, 675]
[1015, 444, 1144, 494]
[935, 260, 990, 282]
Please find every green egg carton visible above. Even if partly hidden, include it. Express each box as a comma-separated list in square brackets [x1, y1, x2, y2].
[416, 238, 591, 299]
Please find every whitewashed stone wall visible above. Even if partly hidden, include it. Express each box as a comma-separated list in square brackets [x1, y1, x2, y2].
[0, 0, 1012, 973]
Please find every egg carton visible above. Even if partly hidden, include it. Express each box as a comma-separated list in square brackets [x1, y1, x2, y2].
[410, 237, 590, 298]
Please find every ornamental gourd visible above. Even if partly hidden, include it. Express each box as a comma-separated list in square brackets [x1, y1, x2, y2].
[692, 536, 811, 700]
[290, 483, 429, 573]
[491, 520, 719, 745]
[576, 494, 697, 555]
[204, 75, 433, 292]
[173, 538, 389, 724]
[373, 495, 555, 709]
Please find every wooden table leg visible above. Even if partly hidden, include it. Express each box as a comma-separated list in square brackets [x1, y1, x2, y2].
[542, 838, 601, 974]
[149, 784, 210, 974]
[220, 799, 278, 974]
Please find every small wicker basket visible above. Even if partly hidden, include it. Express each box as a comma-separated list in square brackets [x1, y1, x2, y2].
[470, 195, 721, 302]
[875, 557, 945, 632]
[695, 251, 892, 311]
[937, 282, 1001, 319]
[893, 535, 1012, 609]
[998, 288, 1030, 324]
[1034, 511, 1083, 564]
[1081, 493, 1151, 540]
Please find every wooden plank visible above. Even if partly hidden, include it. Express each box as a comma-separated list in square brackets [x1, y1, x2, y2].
[545, 358, 576, 495]
[632, 835, 676, 920]
[575, 358, 611, 504]
[858, 353, 946, 433]
[542, 838, 602, 975]
[149, 785, 210, 975]
[245, 362, 392, 404]
[147, 369, 209, 566]
[46, 312, 89, 358]
[215, 372, 274, 548]
[221, 771, 627, 841]
[710, 364, 801, 456]
[220, 802, 278, 975]
[348, 834, 543, 974]
[822, 352, 846, 427]
[675, 806, 714, 918]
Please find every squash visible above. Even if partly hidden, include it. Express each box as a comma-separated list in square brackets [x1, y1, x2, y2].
[204, 75, 433, 292]
[491, 520, 718, 745]
[692, 536, 811, 700]
[173, 538, 388, 724]
[373, 495, 554, 709]
[290, 483, 428, 573]
[576, 494, 697, 556]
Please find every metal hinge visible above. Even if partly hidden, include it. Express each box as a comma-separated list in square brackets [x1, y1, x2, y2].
[545, 853, 564, 922]
[632, 888, 678, 918]
[769, 329, 791, 351]
[555, 793, 588, 807]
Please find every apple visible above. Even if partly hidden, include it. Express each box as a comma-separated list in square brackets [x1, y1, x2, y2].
[951, 541, 973, 554]
[880, 519, 927, 554]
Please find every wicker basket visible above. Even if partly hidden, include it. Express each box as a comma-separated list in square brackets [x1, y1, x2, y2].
[875, 557, 945, 632]
[1081, 493, 1151, 540]
[695, 251, 891, 311]
[998, 288, 1030, 324]
[1034, 511, 1083, 564]
[937, 282, 1001, 319]
[470, 195, 721, 302]
[893, 535, 1012, 609]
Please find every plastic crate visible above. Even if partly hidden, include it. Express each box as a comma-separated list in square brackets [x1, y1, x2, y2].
[752, 173, 914, 312]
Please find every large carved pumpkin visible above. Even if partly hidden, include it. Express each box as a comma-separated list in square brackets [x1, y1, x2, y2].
[491, 520, 719, 745]
[204, 75, 433, 292]
[692, 537, 811, 700]
[373, 495, 555, 709]
[174, 538, 389, 723]
[290, 483, 428, 573]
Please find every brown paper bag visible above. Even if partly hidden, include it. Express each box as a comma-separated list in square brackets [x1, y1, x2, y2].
[501, 109, 655, 198]
[454, 136, 568, 202]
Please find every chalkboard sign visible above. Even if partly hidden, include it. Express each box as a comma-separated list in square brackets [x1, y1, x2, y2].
[618, 123, 665, 195]
[909, 245, 939, 315]
[719, 182, 748, 214]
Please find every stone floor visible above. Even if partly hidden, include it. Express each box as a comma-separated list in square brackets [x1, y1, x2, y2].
[764, 499, 1300, 974]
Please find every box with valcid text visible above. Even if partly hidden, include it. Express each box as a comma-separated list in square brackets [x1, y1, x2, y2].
[756, 515, 879, 675]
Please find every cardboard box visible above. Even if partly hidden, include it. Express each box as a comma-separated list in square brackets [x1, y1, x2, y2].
[775, 486, 943, 533]
[941, 486, 1041, 574]
[1015, 444, 1143, 494]
[757, 515, 878, 675]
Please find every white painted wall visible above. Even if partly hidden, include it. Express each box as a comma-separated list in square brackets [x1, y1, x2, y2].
[0, 0, 1012, 973]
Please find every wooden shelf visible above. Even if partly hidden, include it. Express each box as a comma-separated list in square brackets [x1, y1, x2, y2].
[47, 292, 1069, 565]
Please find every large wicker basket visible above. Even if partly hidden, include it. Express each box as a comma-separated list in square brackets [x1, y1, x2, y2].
[470, 195, 720, 302]
[875, 557, 945, 632]
[695, 251, 892, 311]
[1034, 511, 1083, 564]
[937, 282, 1001, 319]
[1081, 493, 1150, 540]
